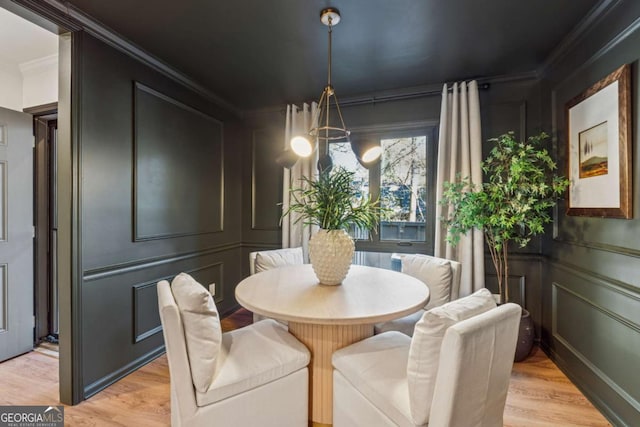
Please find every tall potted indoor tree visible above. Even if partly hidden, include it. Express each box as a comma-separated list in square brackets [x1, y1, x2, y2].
[440, 131, 569, 360]
[283, 167, 384, 285]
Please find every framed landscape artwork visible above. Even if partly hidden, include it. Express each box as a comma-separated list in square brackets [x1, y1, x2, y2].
[565, 64, 632, 218]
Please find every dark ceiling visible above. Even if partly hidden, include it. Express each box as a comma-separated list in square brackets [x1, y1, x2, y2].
[65, 0, 600, 111]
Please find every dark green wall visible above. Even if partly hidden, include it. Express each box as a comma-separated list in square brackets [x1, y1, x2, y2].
[75, 32, 244, 398]
[539, 1, 640, 425]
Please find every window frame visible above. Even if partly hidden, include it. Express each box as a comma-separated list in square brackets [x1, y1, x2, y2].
[331, 122, 438, 255]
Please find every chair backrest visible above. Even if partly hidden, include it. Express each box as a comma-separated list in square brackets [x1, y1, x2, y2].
[249, 247, 304, 275]
[428, 303, 522, 427]
[407, 288, 497, 424]
[157, 280, 198, 420]
[401, 254, 462, 309]
[448, 259, 462, 301]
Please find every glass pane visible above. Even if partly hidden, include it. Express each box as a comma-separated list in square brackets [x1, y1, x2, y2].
[380, 136, 427, 242]
[352, 251, 395, 270]
[328, 142, 370, 240]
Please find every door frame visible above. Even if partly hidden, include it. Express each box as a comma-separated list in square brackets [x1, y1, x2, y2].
[1, 0, 81, 404]
[30, 109, 57, 343]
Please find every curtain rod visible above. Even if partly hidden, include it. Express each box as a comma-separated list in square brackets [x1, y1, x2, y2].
[338, 82, 490, 108]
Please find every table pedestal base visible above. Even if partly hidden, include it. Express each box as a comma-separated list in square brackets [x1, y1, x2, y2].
[289, 322, 374, 426]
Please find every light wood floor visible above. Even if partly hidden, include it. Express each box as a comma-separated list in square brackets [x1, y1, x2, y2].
[0, 309, 611, 426]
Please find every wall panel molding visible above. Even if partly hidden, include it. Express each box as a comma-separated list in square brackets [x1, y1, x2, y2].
[553, 235, 640, 259]
[549, 262, 640, 421]
[551, 258, 640, 297]
[83, 242, 241, 282]
[133, 82, 224, 241]
[132, 261, 225, 344]
[187, 262, 225, 305]
[251, 128, 282, 231]
[241, 242, 281, 249]
[552, 282, 640, 414]
[552, 279, 640, 335]
[132, 280, 163, 343]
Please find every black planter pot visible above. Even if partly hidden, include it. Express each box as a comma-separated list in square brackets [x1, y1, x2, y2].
[514, 308, 534, 362]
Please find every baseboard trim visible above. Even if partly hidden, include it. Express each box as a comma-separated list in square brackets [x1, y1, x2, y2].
[544, 338, 635, 426]
[83, 345, 165, 400]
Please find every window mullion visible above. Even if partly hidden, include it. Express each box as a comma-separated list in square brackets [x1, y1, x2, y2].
[370, 158, 381, 243]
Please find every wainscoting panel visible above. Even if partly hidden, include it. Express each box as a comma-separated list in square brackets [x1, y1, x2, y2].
[548, 262, 640, 425]
[251, 128, 283, 231]
[132, 261, 225, 344]
[82, 246, 242, 398]
[61, 28, 244, 405]
[132, 280, 163, 344]
[186, 262, 224, 304]
[133, 82, 224, 241]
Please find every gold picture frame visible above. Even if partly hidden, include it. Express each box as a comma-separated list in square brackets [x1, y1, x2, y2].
[565, 64, 632, 219]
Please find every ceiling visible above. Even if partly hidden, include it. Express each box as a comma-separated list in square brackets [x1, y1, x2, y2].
[64, 0, 601, 111]
[0, 7, 57, 67]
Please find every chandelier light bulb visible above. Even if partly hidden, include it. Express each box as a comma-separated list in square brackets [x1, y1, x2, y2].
[361, 146, 383, 163]
[291, 135, 314, 157]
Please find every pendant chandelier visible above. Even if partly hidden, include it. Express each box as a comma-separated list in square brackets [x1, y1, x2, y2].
[281, 8, 382, 171]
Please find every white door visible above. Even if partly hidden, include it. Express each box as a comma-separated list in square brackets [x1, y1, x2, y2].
[0, 106, 34, 361]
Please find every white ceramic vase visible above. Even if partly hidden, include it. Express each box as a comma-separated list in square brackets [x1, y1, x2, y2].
[309, 229, 355, 285]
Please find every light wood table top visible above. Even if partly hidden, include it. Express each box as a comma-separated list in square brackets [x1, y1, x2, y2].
[235, 264, 430, 325]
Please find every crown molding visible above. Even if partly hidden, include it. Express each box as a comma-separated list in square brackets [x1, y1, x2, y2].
[19, 53, 58, 74]
[244, 70, 540, 117]
[36, 0, 242, 117]
[538, 0, 623, 76]
[337, 70, 540, 107]
[477, 70, 539, 85]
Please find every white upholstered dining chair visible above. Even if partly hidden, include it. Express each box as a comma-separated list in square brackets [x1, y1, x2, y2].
[249, 247, 304, 323]
[333, 288, 521, 427]
[157, 273, 310, 427]
[249, 246, 304, 275]
[375, 253, 462, 336]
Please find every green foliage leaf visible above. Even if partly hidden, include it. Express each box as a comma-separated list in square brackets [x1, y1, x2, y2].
[440, 131, 570, 302]
[282, 167, 388, 231]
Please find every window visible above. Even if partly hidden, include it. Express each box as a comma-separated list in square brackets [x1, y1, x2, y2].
[379, 135, 428, 241]
[329, 125, 437, 258]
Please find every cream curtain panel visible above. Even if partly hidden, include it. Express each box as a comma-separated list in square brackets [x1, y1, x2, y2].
[434, 81, 485, 297]
[281, 103, 318, 260]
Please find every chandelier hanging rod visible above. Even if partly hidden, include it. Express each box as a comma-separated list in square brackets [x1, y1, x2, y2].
[285, 7, 381, 170]
[306, 7, 349, 143]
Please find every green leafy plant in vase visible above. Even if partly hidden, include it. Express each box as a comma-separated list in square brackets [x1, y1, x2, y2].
[440, 131, 569, 360]
[283, 167, 384, 285]
[440, 131, 569, 303]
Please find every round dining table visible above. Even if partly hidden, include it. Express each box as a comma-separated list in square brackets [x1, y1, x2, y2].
[235, 264, 430, 427]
